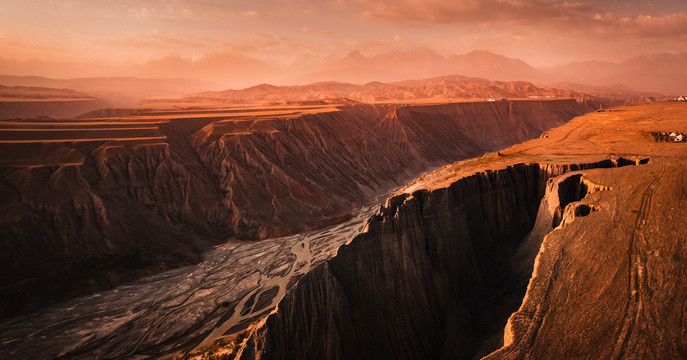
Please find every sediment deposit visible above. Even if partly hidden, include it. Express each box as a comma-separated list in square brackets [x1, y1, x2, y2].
[0, 202, 381, 360]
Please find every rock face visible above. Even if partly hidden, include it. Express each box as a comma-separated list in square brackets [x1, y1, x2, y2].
[239, 161, 626, 360]
[238, 101, 687, 360]
[0, 99, 592, 317]
[190, 99, 591, 238]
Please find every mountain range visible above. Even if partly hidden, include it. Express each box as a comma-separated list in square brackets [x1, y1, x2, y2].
[175, 76, 584, 105]
[1, 49, 686, 97]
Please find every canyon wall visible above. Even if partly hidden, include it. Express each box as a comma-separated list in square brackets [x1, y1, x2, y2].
[235, 101, 687, 360]
[239, 160, 629, 360]
[0, 99, 593, 317]
[190, 99, 591, 238]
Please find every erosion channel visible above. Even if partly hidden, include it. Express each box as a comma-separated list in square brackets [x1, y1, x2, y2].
[0, 98, 601, 359]
[0, 198, 384, 359]
[240, 158, 649, 360]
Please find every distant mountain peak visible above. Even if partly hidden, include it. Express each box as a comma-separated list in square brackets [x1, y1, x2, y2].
[2, 49, 686, 94]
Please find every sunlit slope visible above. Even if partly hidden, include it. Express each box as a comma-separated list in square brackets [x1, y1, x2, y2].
[239, 101, 687, 360]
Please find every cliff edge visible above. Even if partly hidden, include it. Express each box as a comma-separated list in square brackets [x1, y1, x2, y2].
[0, 99, 592, 317]
[238, 102, 687, 359]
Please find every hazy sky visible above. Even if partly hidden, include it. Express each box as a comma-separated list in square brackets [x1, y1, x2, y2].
[1, 0, 686, 66]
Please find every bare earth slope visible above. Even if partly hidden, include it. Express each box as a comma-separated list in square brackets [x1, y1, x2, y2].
[240, 101, 687, 360]
[0, 98, 593, 317]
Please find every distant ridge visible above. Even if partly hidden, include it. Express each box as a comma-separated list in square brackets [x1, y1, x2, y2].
[0, 75, 222, 106]
[0, 85, 108, 119]
[152, 75, 670, 109]
[164, 76, 582, 105]
[2, 50, 686, 97]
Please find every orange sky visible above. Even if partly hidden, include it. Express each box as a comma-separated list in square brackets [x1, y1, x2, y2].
[1, 0, 686, 67]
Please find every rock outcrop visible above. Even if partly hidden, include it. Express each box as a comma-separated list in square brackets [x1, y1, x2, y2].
[238, 101, 687, 359]
[239, 161, 629, 360]
[0, 99, 593, 317]
[189, 99, 591, 238]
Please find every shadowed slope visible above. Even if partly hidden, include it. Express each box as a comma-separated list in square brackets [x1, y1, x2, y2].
[238, 101, 687, 360]
[0, 98, 593, 319]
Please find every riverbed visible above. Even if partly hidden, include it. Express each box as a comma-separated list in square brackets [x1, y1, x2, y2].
[0, 202, 381, 359]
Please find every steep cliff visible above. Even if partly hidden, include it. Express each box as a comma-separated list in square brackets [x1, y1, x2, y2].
[239, 161, 632, 360]
[189, 99, 591, 238]
[0, 99, 593, 317]
[238, 102, 687, 360]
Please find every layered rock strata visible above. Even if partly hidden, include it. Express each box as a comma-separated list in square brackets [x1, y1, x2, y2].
[189, 99, 591, 238]
[240, 161, 631, 360]
[0, 99, 592, 317]
[239, 101, 687, 359]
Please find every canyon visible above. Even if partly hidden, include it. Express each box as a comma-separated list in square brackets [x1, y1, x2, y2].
[0, 199, 384, 359]
[3, 92, 684, 360]
[234, 101, 687, 360]
[5, 1, 687, 358]
[0, 95, 594, 320]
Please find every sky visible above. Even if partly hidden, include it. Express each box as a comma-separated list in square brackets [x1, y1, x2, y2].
[1, 0, 686, 67]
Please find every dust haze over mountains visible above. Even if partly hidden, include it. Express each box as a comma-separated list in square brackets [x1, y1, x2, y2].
[2, 49, 687, 97]
[3, 1, 687, 100]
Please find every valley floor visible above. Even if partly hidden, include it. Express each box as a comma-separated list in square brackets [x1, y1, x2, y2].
[0, 200, 381, 359]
